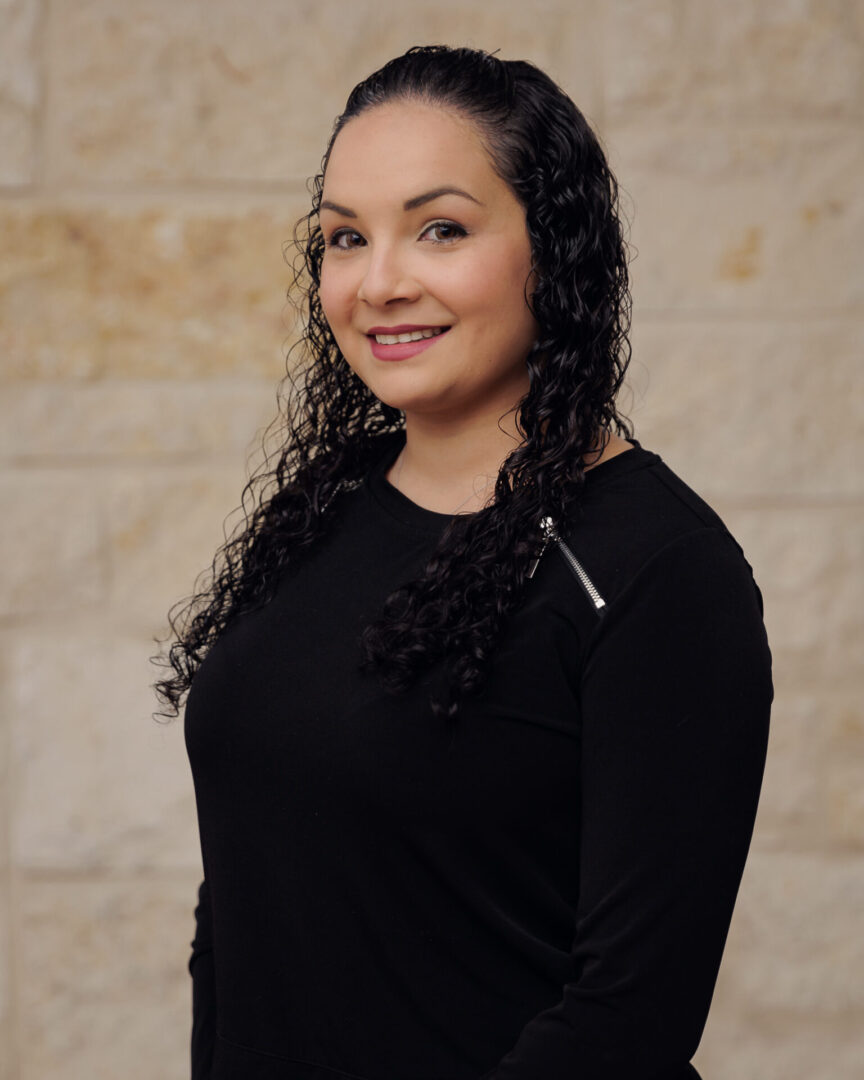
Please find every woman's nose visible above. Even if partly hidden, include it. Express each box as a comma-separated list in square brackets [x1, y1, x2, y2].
[357, 244, 421, 307]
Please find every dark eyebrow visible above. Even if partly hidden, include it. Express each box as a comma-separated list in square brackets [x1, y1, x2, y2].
[403, 186, 483, 211]
[320, 186, 483, 219]
[319, 199, 357, 218]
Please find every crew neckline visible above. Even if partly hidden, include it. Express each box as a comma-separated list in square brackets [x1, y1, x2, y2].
[366, 432, 660, 534]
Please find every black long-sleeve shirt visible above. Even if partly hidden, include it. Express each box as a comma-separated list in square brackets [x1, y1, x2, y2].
[184, 436, 772, 1079]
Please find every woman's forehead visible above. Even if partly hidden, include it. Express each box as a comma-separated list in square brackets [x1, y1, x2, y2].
[322, 103, 503, 209]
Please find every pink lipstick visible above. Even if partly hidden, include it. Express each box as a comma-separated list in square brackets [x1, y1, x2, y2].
[367, 325, 451, 362]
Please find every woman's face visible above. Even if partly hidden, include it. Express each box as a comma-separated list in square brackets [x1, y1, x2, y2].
[318, 100, 539, 426]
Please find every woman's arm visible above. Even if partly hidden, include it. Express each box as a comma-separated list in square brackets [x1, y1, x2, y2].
[484, 527, 773, 1079]
[189, 877, 217, 1080]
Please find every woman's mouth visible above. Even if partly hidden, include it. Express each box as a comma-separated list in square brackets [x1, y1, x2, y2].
[372, 327, 447, 345]
[367, 326, 451, 361]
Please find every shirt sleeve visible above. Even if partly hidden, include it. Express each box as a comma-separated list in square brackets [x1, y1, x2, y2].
[189, 877, 217, 1080]
[483, 527, 773, 1079]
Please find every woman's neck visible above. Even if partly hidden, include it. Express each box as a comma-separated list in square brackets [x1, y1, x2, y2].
[388, 410, 521, 515]
[387, 414, 634, 516]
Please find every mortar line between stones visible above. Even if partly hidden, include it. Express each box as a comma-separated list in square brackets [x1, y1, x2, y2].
[633, 309, 864, 322]
[0, 179, 314, 202]
[15, 866, 204, 883]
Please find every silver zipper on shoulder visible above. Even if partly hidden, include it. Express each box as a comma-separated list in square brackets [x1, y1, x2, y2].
[528, 516, 606, 614]
[320, 476, 362, 515]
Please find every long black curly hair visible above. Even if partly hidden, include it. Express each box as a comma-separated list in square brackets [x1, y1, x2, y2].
[153, 44, 633, 721]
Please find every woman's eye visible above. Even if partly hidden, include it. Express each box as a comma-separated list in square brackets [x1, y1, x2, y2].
[423, 221, 467, 244]
[326, 222, 466, 249]
[327, 229, 365, 250]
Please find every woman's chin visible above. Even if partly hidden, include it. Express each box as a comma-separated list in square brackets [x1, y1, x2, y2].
[362, 380, 453, 420]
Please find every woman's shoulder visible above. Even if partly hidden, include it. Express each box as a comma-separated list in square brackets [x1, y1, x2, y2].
[576, 438, 728, 532]
[559, 440, 760, 617]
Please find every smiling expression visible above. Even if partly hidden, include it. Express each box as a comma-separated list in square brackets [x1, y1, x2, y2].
[318, 101, 539, 425]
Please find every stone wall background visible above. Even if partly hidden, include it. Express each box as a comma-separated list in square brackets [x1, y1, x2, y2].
[1, 1, 862, 1077]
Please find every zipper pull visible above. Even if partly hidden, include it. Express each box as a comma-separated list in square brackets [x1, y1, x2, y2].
[529, 516, 608, 614]
[540, 515, 558, 541]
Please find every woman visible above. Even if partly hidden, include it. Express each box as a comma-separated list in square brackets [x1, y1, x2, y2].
[156, 45, 773, 1080]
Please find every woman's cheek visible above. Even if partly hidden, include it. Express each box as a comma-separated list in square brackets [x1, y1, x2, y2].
[319, 257, 344, 309]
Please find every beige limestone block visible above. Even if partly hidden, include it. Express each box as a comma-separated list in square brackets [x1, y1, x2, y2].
[826, 760, 864, 850]
[0, 469, 105, 616]
[5, 630, 199, 872]
[17, 874, 199, 1080]
[753, 685, 864, 853]
[695, 1009, 864, 1080]
[605, 0, 864, 123]
[0, 0, 40, 186]
[0, 201, 304, 380]
[188, 0, 601, 184]
[607, 126, 864, 312]
[714, 505, 864, 689]
[104, 463, 248, 630]
[711, 851, 864, 1014]
[0, 379, 277, 461]
[626, 319, 864, 499]
[46, 0, 599, 185]
[44, 0, 206, 185]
